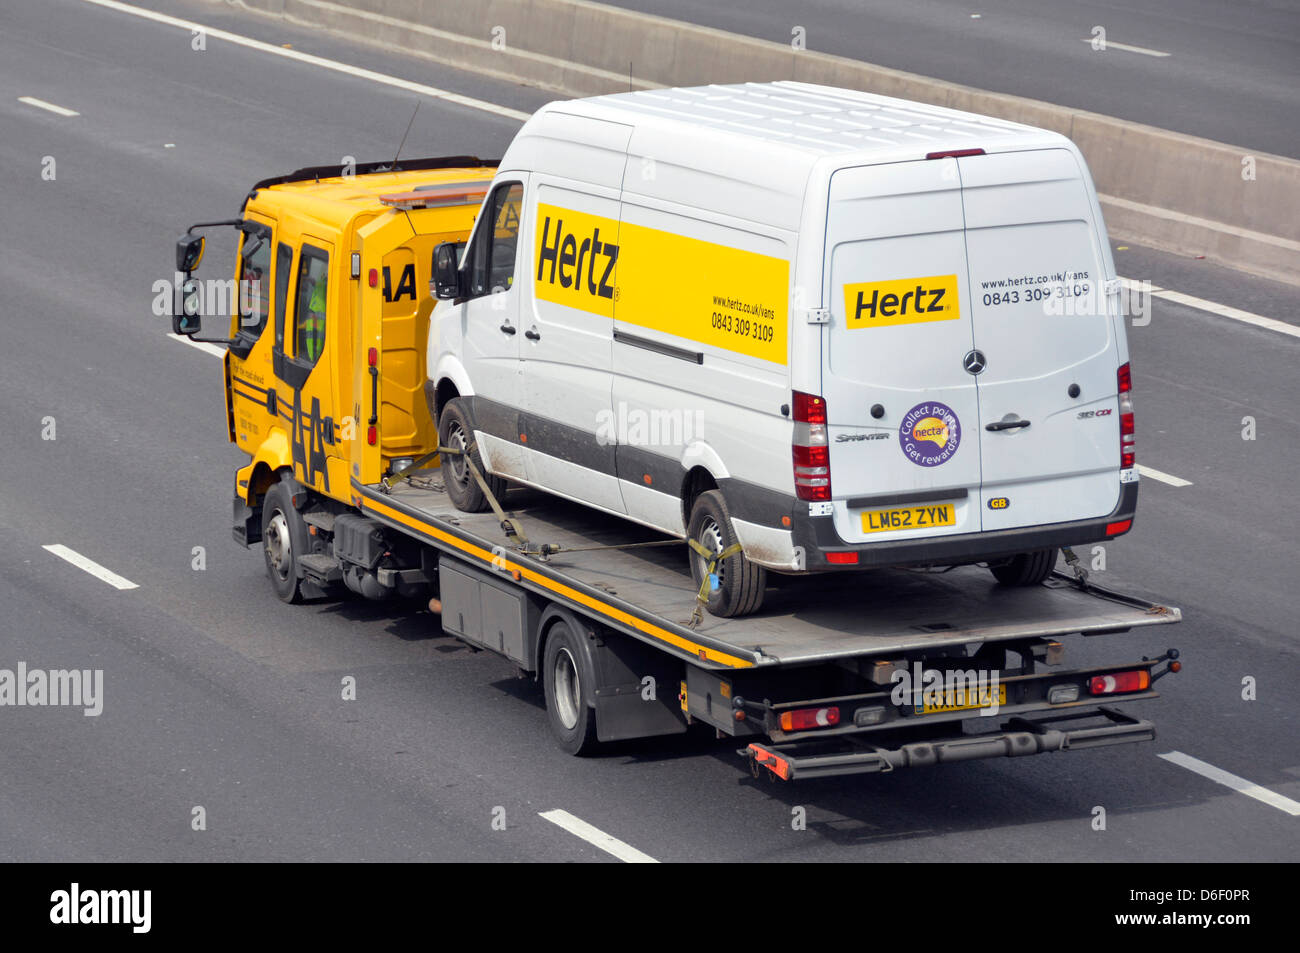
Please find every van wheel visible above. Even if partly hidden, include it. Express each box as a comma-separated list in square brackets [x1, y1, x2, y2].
[543, 620, 599, 755]
[990, 548, 1058, 586]
[687, 490, 766, 617]
[262, 481, 305, 604]
[438, 398, 506, 513]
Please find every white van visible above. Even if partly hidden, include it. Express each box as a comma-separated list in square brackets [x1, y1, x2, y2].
[429, 81, 1139, 617]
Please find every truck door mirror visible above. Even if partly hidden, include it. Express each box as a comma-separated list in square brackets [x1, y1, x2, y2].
[176, 232, 205, 273]
[172, 276, 203, 336]
[431, 242, 463, 299]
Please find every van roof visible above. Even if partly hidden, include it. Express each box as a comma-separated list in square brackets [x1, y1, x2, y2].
[575, 81, 1041, 157]
[513, 82, 1069, 230]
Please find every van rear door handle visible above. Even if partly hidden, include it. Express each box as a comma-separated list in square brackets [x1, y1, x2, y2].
[499, 323, 516, 335]
[524, 328, 541, 341]
[986, 419, 1031, 431]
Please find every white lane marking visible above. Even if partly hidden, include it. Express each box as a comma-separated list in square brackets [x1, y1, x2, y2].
[168, 333, 226, 359]
[1081, 38, 1171, 57]
[539, 809, 659, 863]
[80, 0, 530, 121]
[1136, 464, 1192, 487]
[18, 96, 80, 117]
[1160, 751, 1300, 817]
[42, 544, 139, 590]
[1120, 277, 1300, 341]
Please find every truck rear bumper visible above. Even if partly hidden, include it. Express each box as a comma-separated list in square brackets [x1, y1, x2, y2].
[741, 706, 1153, 780]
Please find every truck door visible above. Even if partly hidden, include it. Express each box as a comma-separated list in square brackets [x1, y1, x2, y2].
[225, 216, 276, 455]
[822, 159, 982, 546]
[275, 235, 342, 497]
[957, 149, 1121, 529]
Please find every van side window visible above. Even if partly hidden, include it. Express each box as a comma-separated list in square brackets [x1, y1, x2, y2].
[274, 242, 293, 353]
[469, 182, 523, 297]
[293, 245, 329, 367]
[237, 225, 272, 338]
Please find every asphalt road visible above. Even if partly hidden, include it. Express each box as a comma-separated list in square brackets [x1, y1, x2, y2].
[603, 0, 1300, 158]
[0, 0, 1296, 864]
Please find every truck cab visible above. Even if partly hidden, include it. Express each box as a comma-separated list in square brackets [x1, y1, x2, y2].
[170, 156, 497, 598]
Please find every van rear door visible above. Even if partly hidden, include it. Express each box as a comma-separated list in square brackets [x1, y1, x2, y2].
[957, 149, 1121, 530]
[822, 160, 981, 547]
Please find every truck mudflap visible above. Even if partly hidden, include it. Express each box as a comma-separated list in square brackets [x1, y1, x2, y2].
[741, 707, 1153, 781]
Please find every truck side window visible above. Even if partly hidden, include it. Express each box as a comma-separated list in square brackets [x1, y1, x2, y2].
[274, 242, 293, 353]
[469, 182, 523, 297]
[236, 225, 272, 337]
[293, 245, 329, 367]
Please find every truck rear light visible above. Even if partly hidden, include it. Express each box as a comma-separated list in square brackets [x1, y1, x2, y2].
[1105, 519, 1132, 536]
[1118, 362, 1135, 469]
[1088, 670, 1150, 695]
[792, 391, 831, 501]
[1047, 684, 1080, 704]
[853, 705, 885, 726]
[367, 425, 377, 446]
[779, 706, 840, 732]
[826, 551, 858, 565]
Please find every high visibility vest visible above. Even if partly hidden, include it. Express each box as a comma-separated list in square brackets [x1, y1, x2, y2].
[304, 279, 327, 361]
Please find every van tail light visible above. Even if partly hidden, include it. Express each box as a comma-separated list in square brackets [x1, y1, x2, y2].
[926, 148, 985, 159]
[779, 706, 840, 731]
[1118, 362, 1135, 469]
[1088, 670, 1150, 695]
[792, 391, 830, 501]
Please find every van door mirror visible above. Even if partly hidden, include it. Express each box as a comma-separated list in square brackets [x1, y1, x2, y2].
[172, 276, 203, 335]
[176, 233, 205, 273]
[431, 242, 463, 299]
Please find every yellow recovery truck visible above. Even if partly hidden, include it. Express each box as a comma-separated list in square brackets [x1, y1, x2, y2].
[169, 156, 1182, 779]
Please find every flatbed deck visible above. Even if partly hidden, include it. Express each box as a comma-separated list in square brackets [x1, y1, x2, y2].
[357, 476, 1180, 669]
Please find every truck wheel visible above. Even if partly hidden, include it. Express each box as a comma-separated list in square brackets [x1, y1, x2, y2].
[687, 490, 766, 617]
[990, 548, 1058, 586]
[543, 620, 599, 755]
[438, 398, 506, 513]
[262, 481, 305, 604]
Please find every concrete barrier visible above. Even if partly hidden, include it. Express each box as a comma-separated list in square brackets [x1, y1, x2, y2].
[230, 0, 1299, 285]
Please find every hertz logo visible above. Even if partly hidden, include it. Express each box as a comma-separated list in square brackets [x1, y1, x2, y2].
[843, 275, 960, 329]
[535, 210, 618, 301]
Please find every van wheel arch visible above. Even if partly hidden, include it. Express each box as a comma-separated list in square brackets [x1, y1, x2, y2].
[681, 466, 719, 531]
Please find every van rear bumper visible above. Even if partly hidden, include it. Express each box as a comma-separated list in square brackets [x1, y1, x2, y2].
[790, 482, 1137, 571]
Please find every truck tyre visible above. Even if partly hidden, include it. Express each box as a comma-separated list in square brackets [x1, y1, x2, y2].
[687, 490, 766, 617]
[262, 481, 306, 604]
[438, 398, 507, 513]
[990, 548, 1058, 586]
[543, 619, 599, 755]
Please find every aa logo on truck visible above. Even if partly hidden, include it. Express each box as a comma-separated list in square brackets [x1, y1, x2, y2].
[844, 275, 960, 329]
[534, 204, 619, 315]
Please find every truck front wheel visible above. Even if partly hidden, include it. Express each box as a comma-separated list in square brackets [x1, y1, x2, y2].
[542, 620, 599, 755]
[687, 490, 766, 617]
[262, 481, 305, 604]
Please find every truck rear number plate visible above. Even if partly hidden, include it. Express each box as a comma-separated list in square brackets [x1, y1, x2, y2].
[915, 684, 1007, 714]
[861, 503, 955, 533]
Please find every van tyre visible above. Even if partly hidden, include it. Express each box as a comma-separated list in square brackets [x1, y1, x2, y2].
[439, 398, 506, 513]
[990, 548, 1058, 586]
[687, 490, 767, 617]
[262, 481, 306, 604]
[543, 620, 599, 755]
